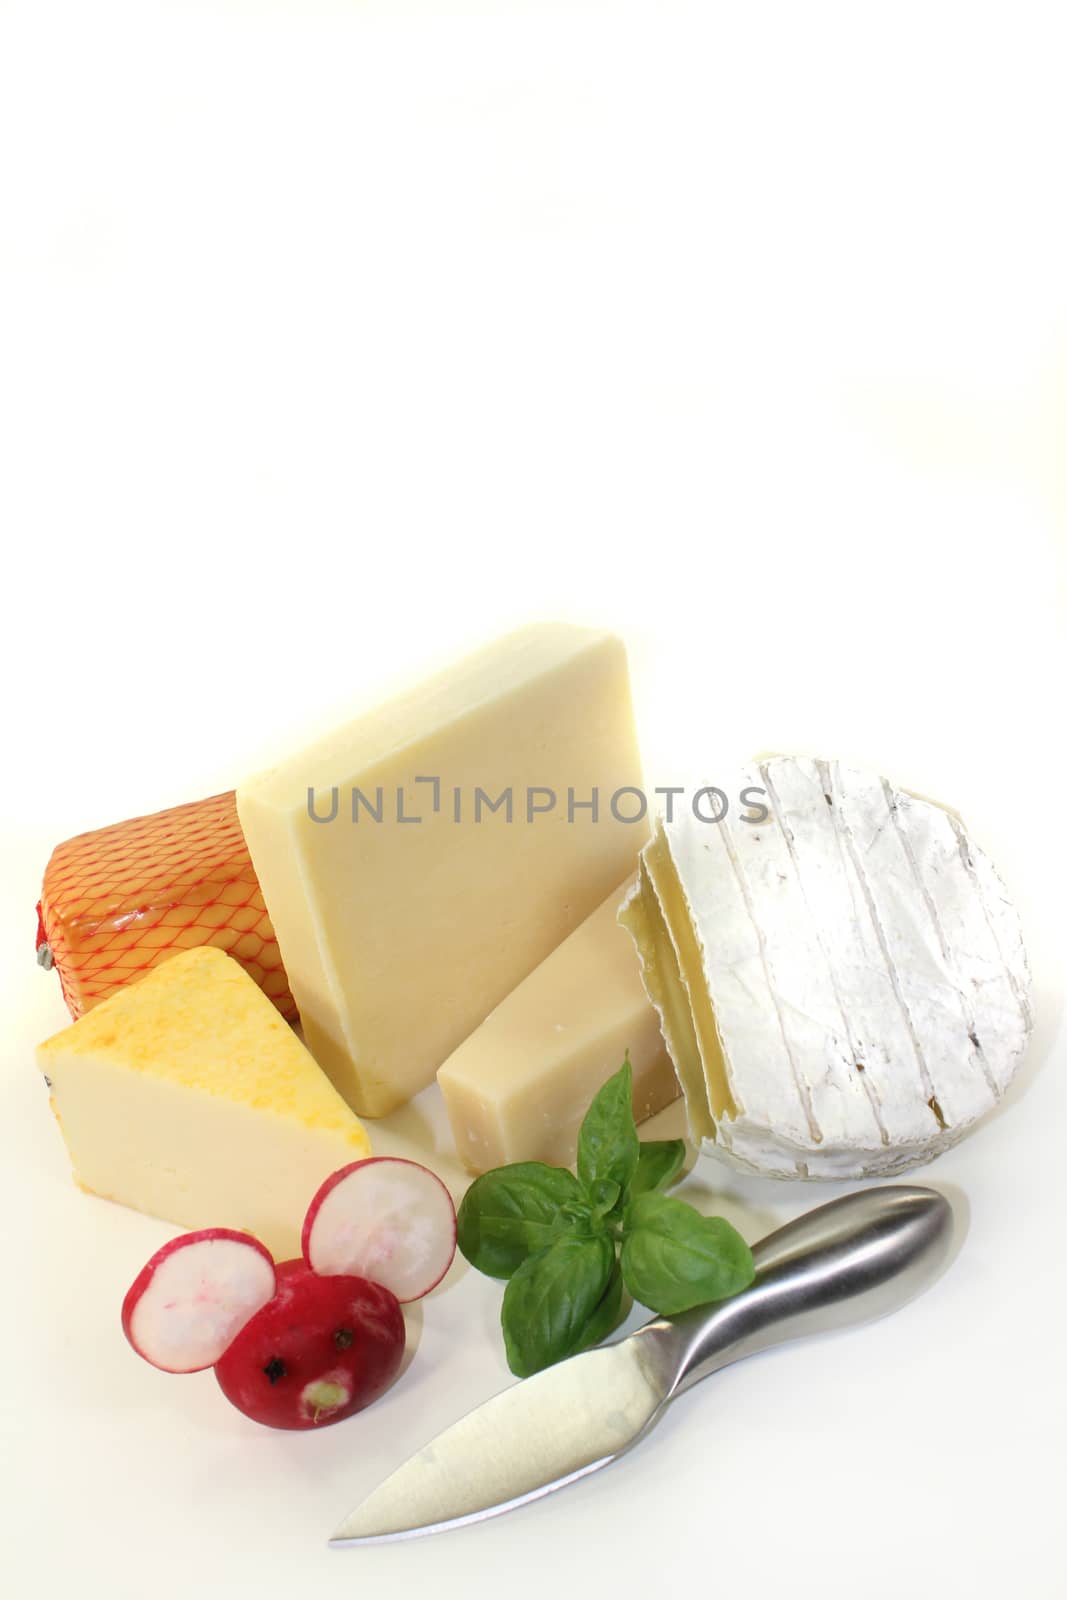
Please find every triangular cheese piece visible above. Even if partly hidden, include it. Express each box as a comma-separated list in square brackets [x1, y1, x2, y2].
[37, 946, 371, 1256]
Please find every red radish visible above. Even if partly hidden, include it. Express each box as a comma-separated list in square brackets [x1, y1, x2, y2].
[302, 1157, 457, 1302]
[122, 1229, 276, 1374]
[213, 1261, 404, 1429]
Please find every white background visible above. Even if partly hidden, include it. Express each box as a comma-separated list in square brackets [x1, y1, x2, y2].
[2, 3, 1065, 1596]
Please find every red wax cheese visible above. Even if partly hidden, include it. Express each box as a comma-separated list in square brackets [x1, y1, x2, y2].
[38, 791, 294, 1020]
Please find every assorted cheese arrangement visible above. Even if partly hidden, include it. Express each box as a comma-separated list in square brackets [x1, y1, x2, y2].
[31, 623, 1033, 1432]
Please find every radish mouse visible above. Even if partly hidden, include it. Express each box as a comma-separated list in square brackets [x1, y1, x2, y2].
[122, 1158, 456, 1429]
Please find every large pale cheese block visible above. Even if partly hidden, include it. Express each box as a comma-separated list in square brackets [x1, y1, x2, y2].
[621, 756, 1032, 1179]
[437, 879, 680, 1172]
[37, 946, 372, 1256]
[237, 624, 646, 1117]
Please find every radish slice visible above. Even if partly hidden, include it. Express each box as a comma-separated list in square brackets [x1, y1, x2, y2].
[122, 1229, 276, 1374]
[302, 1158, 457, 1303]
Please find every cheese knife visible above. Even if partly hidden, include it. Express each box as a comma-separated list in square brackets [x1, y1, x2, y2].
[330, 1184, 954, 1546]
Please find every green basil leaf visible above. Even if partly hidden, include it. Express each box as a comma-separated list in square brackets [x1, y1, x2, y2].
[457, 1163, 581, 1279]
[559, 1198, 597, 1235]
[575, 1260, 630, 1353]
[629, 1139, 687, 1199]
[587, 1177, 621, 1217]
[501, 1234, 615, 1377]
[620, 1193, 755, 1315]
[577, 1058, 639, 1200]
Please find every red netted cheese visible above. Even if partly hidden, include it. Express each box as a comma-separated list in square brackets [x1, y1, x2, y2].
[38, 791, 295, 1021]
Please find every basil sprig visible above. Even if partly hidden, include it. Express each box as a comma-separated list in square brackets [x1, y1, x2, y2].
[457, 1059, 755, 1375]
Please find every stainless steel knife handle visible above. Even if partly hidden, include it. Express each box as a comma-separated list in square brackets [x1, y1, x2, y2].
[635, 1185, 954, 1397]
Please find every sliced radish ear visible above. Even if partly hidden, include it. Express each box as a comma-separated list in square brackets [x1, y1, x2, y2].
[122, 1230, 276, 1374]
[303, 1158, 457, 1303]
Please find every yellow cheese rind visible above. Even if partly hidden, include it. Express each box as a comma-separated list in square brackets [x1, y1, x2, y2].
[437, 880, 680, 1172]
[237, 625, 647, 1117]
[37, 946, 371, 1257]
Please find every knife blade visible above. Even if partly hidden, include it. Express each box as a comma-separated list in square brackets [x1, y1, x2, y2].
[330, 1185, 954, 1546]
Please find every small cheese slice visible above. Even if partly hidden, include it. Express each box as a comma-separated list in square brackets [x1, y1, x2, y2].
[437, 880, 681, 1172]
[621, 757, 1033, 1179]
[37, 946, 371, 1256]
[237, 624, 647, 1117]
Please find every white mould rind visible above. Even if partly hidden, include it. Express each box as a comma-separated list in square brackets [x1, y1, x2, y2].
[631, 757, 1032, 1181]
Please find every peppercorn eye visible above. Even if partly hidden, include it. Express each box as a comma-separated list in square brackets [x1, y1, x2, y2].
[334, 1327, 354, 1350]
[262, 1356, 288, 1384]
